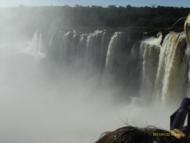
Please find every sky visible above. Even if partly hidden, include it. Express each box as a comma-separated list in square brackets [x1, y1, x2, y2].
[0, 0, 190, 7]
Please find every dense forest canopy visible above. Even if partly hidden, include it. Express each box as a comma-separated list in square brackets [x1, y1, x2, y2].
[0, 5, 190, 37]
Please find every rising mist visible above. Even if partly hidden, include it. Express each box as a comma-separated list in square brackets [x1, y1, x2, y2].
[0, 6, 188, 143]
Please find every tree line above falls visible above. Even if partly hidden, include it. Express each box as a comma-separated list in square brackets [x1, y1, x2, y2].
[1, 5, 190, 37]
[61, 5, 190, 32]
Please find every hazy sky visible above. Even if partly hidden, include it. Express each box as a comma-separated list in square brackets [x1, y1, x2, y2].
[0, 0, 190, 7]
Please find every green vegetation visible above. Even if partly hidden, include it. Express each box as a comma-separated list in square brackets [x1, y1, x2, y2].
[1, 5, 190, 35]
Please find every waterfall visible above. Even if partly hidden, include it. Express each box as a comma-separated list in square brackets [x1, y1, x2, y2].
[86, 30, 111, 73]
[86, 30, 104, 70]
[48, 30, 112, 73]
[19, 31, 45, 60]
[48, 30, 65, 64]
[105, 32, 142, 95]
[155, 32, 188, 103]
[62, 31, 77, 65]
[48, 30, 79, 65]
[105, 32, 130, 75]
[99, 31, 113, 72]
[76, 33, 88, 67]
[140, 32, 189, 103]
[141, 35, 161, 98]
[31, 31, 43, 53]
[45, 29, 190, 103]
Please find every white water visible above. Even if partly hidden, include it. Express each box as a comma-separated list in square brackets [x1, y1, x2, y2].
[105, 32, 126, 72]
[141, 36, 161, 99]
[46, 29, 190, 102]
[155, 32, 188, 103]
[0, 30, 178, 143]
[0, 6, 189, 143]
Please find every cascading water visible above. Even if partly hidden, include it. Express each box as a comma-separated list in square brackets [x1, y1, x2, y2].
[48, 30, 65, 64]
[104, 32, 142, 95]
[31, 31, 43, 53]
[75, 33, 88, 68]
[48, 30, 112, 74]
[19, 31, 45, 60]
[46, 28, 190, 103]
[1, 27, 190, 143]
[84, 30, 112, 74]
[155, 32, 188, 103]
[140, 34, 161, 99]
[86, 30, 105, 72]
[105, 32, 128, 74]
[1, 7, 190, 143]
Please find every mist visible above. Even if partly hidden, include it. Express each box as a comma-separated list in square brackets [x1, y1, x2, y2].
[0, 33, 176, 143]
[0, 6, 186, 143]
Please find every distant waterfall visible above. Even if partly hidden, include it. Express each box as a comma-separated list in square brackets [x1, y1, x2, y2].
[45, 29, 190, 103]
[48, 30, 65, 63]
[76, 33, 88, 67]
[141, 35, 161, 98]
[48, 30, 112, 73]
[155, 32, 188, 103]
[86, 30, 110, 72]
[105, 32, 141, 93]
[31, 31, 43, 53]
[86, 31, 103, 64]
[19, 31, 45, 60]
[105, 32, 132, 75]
